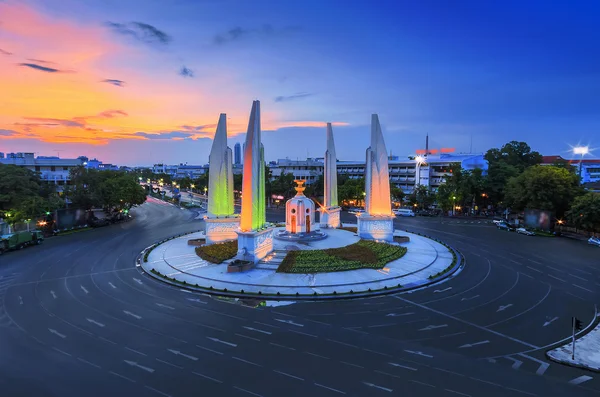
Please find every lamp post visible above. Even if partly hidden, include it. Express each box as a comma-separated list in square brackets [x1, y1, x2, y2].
[573, 146, 589, 184]
[452, 196, 456, 216]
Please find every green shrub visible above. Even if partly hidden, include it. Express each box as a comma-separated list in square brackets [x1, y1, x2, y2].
[195, 240, 238, 264]
[277, 240, 407, 273]
[339, 226, 358, 233]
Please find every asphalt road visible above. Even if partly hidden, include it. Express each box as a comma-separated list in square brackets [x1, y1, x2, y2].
[0, 198, 598, 397]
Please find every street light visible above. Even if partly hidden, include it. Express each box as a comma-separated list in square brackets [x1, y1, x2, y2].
[452, 196, 456, 215]
[573, 146, 589, 183]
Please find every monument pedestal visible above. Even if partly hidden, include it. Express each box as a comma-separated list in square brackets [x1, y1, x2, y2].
[357, 214, 395, 242]
[319, 206, 341, 229]
[204, 216, 240, 245]
[236, 227, 274, 263]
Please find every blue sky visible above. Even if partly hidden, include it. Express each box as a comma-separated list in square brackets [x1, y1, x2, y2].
[1, 0, 598, 165]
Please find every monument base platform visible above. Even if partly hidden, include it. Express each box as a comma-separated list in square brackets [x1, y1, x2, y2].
[236, 227, 274, 264]
[319, 206, 341, 228]
[204, 216, 240, 245]
[357, 214, 395, 242]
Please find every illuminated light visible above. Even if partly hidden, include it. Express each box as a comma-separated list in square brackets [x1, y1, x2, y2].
[573, 146, 589, 155]
[415, 155, 426, 165]
[440, 148, 456, 153]
[38, 221, 47, 226]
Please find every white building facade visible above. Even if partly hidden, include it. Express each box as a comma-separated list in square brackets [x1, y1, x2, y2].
[0, 152, 84, 191]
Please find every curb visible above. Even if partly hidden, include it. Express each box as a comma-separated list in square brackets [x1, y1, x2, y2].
[137, 229, 465, 301]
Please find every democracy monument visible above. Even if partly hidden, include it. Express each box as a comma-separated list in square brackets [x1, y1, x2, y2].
[140, 100, 460, 299]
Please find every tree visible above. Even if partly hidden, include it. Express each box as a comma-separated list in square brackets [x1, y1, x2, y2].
[409, 185, 434, 209]
[390, 186, 404, 203]
[338, 176, 365, 207]
[566, 192, 600, 233]
[505, 165, 581, 218]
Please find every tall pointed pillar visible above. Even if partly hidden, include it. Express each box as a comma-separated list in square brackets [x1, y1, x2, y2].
[236, 101, 274, 263]
[319, 122, 341, 228]
[204, 113, 239, 244]
[357, 114, 395, 242]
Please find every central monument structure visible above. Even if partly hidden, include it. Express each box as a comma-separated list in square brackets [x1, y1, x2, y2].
[236, 100, 274, 263]
[204, 113, 239, 244]
[319, 123, 341, 228]
[357, 114, 395, 242]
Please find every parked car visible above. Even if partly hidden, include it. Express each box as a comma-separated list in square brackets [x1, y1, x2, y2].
[89, 217, 110, 228]
[394, 208, 416, 217]
[348, 208, 365, 215]
[588, 236, 600, 247]
[492, 219, 505, 225]
[497, 222, 516, 231]
[516, 227, 536, 236]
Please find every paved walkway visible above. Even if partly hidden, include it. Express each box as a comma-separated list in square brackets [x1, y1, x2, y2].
[142, 226, 455, 296]
[547, 313, 600, 371]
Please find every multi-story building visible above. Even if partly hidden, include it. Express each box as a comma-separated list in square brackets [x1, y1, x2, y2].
[541, 155, 600, 184]
[234, 143, 242, 165]
[0, 152, 84, 190]
[175, 165, 208, 179]
[268, 158, 325, 185]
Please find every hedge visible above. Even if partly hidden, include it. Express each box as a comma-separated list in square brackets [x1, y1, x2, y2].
[195, 240, 238, 264]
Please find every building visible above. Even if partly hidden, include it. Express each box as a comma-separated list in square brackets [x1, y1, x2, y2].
[0, 152, 83, 190]
[268, 158, 324, 185]
[234, 142, 242, 165]
[175, 164, 208, 179]
[541, 155, 600, 184]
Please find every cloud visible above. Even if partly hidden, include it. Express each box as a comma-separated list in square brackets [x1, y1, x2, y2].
[179, 124, 214, 132]
[274, 92, 313, 103]
[97, 110, 128, 118]
[0, 48, 12, 55]
[21, 117, 85, 128]
[101, 79, 125, 87]
[0, 129, 19, 136]
[135, 131, 194, 140]
[213, 24, 301, 45]
[26, 58, 54, 64]
[18, 62, 62, 73]
[106, 21, 171, 46]
[179, 66, 194, 78]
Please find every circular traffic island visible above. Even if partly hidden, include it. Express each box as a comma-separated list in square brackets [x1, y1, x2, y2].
[140, 225, 462, 300]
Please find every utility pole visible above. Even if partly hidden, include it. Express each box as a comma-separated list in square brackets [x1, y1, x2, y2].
[572, 317, 583, 360]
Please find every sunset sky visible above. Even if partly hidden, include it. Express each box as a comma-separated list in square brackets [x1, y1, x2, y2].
[1, 0, 598, 165]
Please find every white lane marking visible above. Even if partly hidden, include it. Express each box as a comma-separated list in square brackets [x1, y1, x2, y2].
[53, 347, 71, 356]
[50, 290, 57, 299]
[48, 328, 66, 338]
[528, 259, 542, 265]
[270, 342, 296, 351]
[254, 321, 279, 329]
[145, 386, 172, 397]
[289, 329, 318, 338]
[133, 278, 143, 285]
[389, 362, 417, 371]
[461, 295, 479, 302]
[569, 273, 588, 282]
[548, 274, 566, 283]
[109, 371, 135, 383]
[156, 358, 183, 369]
[469, 377, 501, 387]
[273, 370, 304, 381]
[235, 333, 260, 342]
[568, 375, 593, 385]
[445, 389, 471, 396]
[363, 382, 393, 392]
[520, 272, 534, 279]
[518, 354, 550, 375]
[434, 367, 465, 377]
[77, 357, 101, 368]
[80, 285, 89, 294]
[410, 380, 435, 388]
[243, 326, 271, 335]
[304, 351, 330, 360]
[327, 339, 359, 349]
[124, 360, 154, 373]
[192, 371, 222, 383]
[109, 282, 117, 289]
[196, 345, 223, 355]
[125, 347, 146, 356]
[440, 331, 467, 338]
[459, 340, 489, 348]
[233, 386, 264, 397]
[506, 387, 537, 396]
[573, 284, 594, 293]
[368, 323, 395, 328]
[86, 318, 105, 327]
[543, 317, 559, 327]
[497, 304, 513, 312]
[274, 318, 304, 327]
[314, 383, 346, 394]
[485, 284, 552, 327]
[186, 298, 207, 304]
[207, 336, 237, 347]
[155, 303, 175, 310]
[179, 289, 192, 293]
[419, 324, 448, 331]
[168, 348, 198, 361]
[363, 348, 391, 357]
[506, 356, 523, 370]
[18, 296, 23, 305]
[386, 312, 414, 317]
[99, 336, 117, 345]
[434, 287, 452, 293]
[123, 310, 142, 319]
[340, 360, 362, 368]
[404, 349, 433, 358]
[232, 356, 262, 367]
[526, 266, 542, 273]
[547, 266, 565, 273]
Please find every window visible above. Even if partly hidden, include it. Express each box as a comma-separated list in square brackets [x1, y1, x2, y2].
[51, 166, 56, 171]
[63, 167, 68, 171]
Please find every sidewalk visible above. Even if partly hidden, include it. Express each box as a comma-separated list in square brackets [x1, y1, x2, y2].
[547, 312, 600, 371]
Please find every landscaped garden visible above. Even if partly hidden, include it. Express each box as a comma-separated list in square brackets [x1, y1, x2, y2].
[277, 240, 407, 273]
[195, 240, 238, 263]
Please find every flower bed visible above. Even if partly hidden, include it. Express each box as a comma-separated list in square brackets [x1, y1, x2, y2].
[277, 240, 407, 273]
[195, 240, 238, 264]
[339, 226, 358, 233]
